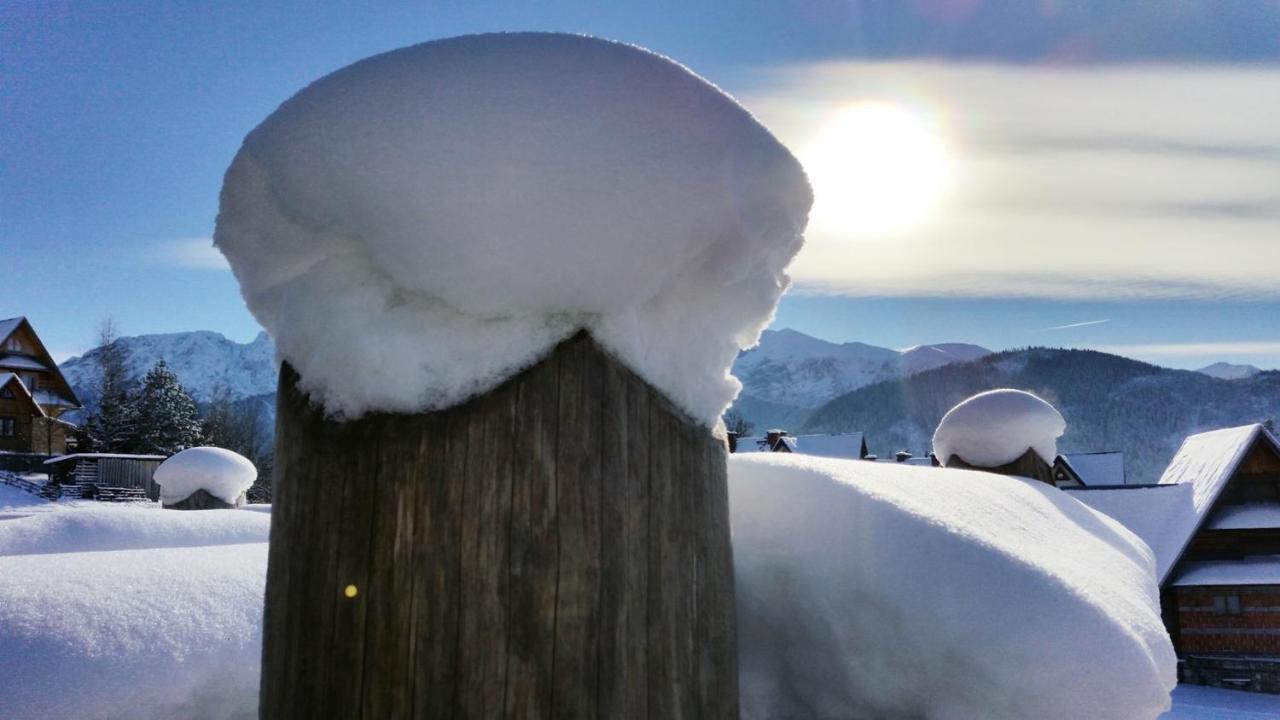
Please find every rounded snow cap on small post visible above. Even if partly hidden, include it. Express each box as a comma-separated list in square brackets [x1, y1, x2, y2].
[933, 389, 1066, 469]
[215, 32, 811, 427]
[155, 447, 257, 509]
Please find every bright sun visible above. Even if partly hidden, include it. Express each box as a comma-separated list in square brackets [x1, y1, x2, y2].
[802, 101, 953, 238]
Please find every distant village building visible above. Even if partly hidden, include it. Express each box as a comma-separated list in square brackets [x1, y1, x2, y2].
[1053, 451, 1127, 487]
[728, 430, 870, 460]
[1067, 424, 1280, 692]
[0, 317, 81, 455]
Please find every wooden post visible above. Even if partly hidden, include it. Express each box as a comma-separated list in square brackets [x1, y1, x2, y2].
[260, 332, 738, 718]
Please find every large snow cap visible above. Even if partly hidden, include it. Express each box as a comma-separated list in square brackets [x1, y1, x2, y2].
[154, 446, 257, 505]
[216, 32, 811, 425]
[732, 454, 1176, 720]
[933, 388, 1066, 468]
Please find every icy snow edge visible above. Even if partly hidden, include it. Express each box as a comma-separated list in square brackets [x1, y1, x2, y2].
[215, 33, 811, 426]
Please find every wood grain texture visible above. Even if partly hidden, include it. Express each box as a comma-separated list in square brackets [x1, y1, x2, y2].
[260, 332, 737, 719]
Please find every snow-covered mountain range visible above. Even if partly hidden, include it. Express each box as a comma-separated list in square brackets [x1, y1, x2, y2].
[727, 329, 990, 430]
[60, 331, 277, 409]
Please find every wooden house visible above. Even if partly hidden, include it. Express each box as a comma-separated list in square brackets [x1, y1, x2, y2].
[1066, 424, 1280, 692]
[43, 453, 166, 501]
[0, 317, 81, 455]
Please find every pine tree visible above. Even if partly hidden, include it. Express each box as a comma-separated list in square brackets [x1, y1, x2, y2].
[83, 319, 137, 452]
[131, 360, 203, 455]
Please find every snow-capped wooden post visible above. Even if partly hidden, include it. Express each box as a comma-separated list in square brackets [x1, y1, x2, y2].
[264, 331, 738, 717]
[215, 33, 810, 720]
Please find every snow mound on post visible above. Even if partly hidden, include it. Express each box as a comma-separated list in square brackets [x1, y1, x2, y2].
[731, 454, 1175, 720]
[933, 388, 1066, 467]
[155, 447, 257, 505]
[215, 32, 811, 426]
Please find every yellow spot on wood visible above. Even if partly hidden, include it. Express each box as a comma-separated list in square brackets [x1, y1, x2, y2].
[344, 584, 358, 599]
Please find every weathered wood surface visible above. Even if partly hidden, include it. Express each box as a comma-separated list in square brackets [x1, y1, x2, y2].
[260, 332, 738, 719]
[163, 487, 242, 509]
[946, 447, 1057, 486]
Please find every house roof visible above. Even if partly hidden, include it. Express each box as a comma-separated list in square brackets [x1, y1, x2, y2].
[1206, 503, 1280, 531]
[0, 318, 23, 344]
[0, 317, 80, 410]
[44, 453, 168, 464]
[1064, 483, 1197, 585]
[732, 436, 771, 453]
[1068, 424, 1280, 587]
[785, 433, 867, 460]
[0, 372, 48, 419]
[0, 354, 49, 371]
[1172, 556, 1280, 587]
[1158, 424, 1276, 515]
[1058, 452, 1126, 486]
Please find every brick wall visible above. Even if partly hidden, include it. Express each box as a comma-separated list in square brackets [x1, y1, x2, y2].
[1178, 585, 1280, 654]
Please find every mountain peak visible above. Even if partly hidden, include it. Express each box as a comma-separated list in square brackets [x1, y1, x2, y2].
[1197, 361, 1262, 381]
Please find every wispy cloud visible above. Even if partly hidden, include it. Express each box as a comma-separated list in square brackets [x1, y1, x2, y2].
[1095, 341, 1280, 358]
[745, 62, 1280, 300]
[1035, 319, 1110, 332]
[158, 238, 229, 270]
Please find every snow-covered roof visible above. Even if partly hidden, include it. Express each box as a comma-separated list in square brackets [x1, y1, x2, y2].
[1206, 502, 1280, 531]
[44, 453, 168, 465]
[0, 372, 46, 417]
[1172, 556, 1280, 587]
[0, 354, 49, 371]
[1158, 424, 1276, 515]
[0, 317, 22, 343]
[783, 433, 867, 460]
[1064, 483, 1197, 585]
[732, 436, 771, 453]
[1058, 452, 1126, 486]
[31, 388, 78, 408]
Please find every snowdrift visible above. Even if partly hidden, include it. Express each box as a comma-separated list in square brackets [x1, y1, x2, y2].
[0, 508, 267, 720]
[215, 32, 811, 427]
[732, 454, 1176, 720]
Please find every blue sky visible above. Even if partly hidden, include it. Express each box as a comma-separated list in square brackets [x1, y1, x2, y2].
[3, 1, 1279, 368]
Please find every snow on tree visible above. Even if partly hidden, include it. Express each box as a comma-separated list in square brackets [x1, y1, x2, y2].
[933, 388, 1066, 468]
[130, 360, 203, 455]
[214, 32, 812, 427]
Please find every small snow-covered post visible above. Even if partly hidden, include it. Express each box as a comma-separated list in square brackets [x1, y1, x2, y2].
[932, 389, 1066, 485]
[215, 33, 811, 719]
[155, 446, 256, 509]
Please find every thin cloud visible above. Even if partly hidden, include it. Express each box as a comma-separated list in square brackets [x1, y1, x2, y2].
[158, 238, 230, 270]
[1095, 341, 1280, 357]
[745, 62, 1280, 301]
[1036, 319, 1110, 332]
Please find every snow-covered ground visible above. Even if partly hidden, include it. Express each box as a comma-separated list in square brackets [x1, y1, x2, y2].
[1161, 684, 1280, 719]
[1, 464, 1273, 719]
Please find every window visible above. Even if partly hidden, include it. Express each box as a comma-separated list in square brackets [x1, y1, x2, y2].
[4, 337, 19, 352]
[0, 417, 13, 437]
[22, 373, 38, 390]
[0, 386, 11, 399]
[1213, 595, 1242, 615]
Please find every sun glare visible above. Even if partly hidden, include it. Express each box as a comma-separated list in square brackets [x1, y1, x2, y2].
[803, 101, 953, 238]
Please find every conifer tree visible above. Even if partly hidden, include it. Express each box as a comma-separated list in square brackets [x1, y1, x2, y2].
[83, 319, 136, 452]
[131, 360, 203, 455]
